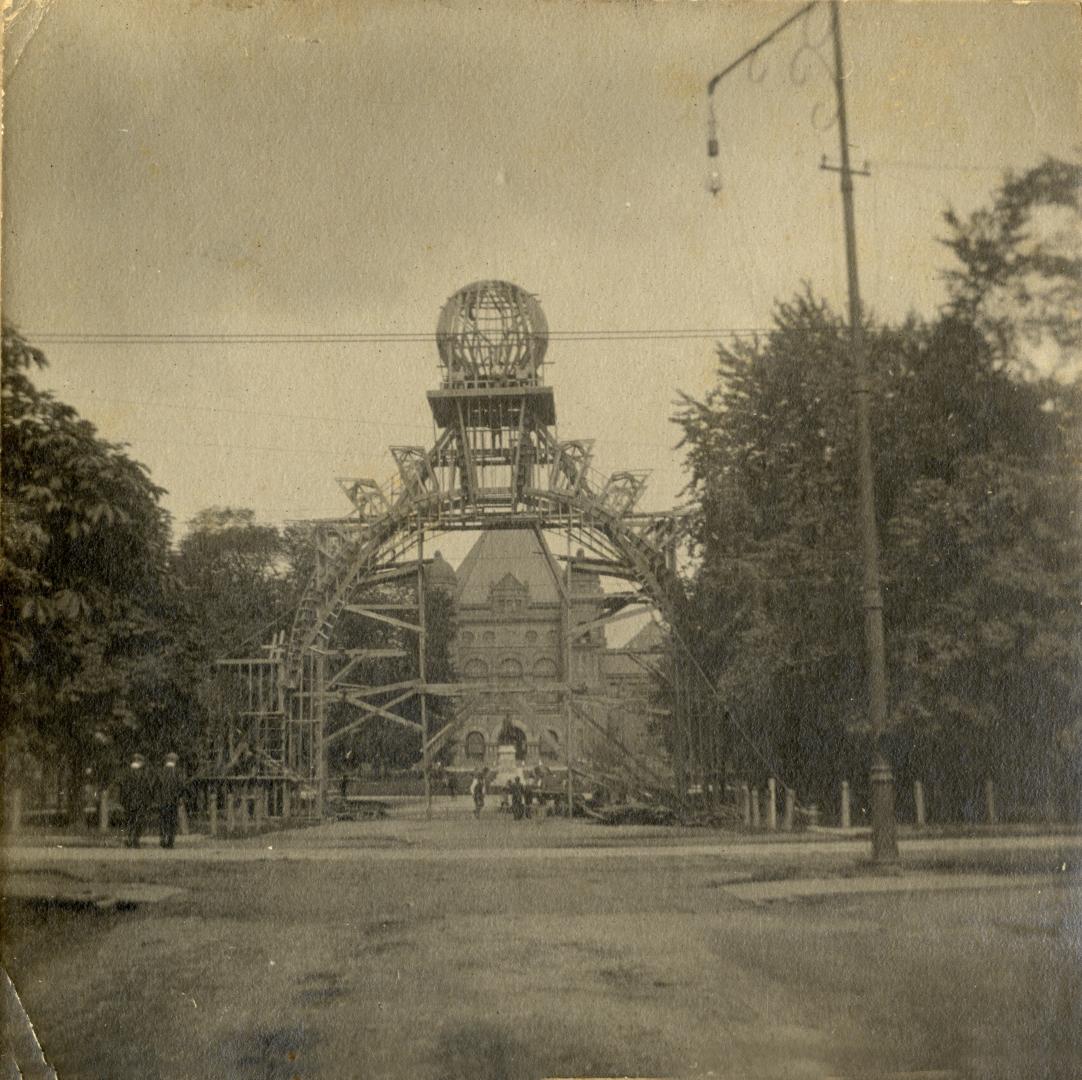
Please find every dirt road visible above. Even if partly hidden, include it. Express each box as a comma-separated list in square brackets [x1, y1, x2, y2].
[3, 815, 1079, 1079]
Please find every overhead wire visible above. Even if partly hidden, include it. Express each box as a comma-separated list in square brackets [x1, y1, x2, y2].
[28, 326, 784, 345]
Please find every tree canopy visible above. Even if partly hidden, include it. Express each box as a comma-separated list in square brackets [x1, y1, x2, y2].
[1, 326, 181, 815]
[673, 159, 1082, 821]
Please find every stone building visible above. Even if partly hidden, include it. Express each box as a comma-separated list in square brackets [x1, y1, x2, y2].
[432, 529, 660, 777]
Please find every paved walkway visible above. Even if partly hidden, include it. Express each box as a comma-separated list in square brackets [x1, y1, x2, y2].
[4, 828, 1080, 867]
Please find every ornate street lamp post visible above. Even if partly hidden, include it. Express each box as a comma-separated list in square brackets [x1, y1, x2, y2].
[706, 0, 898, 863]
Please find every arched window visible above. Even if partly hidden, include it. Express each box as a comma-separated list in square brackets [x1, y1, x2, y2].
[540, 729, 560, 761]
[532, 656, 558, 678]
[482, 630, 496, 644]
[465, 731, 486, 760]
[459, 630, 474, 645]
[524, 630, 539, 644]
[463, 658, 489, 680]
[498, 657, 523, 680]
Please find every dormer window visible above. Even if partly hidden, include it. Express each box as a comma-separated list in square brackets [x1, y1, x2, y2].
[489, 572, 528, 614]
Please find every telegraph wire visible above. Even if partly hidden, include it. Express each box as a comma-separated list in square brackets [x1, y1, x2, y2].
[28, 327, 782, 345]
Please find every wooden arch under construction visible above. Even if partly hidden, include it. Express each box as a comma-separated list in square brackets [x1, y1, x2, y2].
[198, 281, 701, 832]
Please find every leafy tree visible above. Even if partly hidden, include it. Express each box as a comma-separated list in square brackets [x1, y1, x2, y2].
[674, 286, 1080, 819]
[941, 156, 1081, 377]
[1, 325, 177, 820]
[172, 507, 299, 662]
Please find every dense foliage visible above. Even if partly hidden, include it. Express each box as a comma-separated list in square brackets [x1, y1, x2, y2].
[673, 159, 1081, 821]
[1, 326, 184, 818]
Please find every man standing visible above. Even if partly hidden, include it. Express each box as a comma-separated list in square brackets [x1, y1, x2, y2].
[119, 753, 153, 849]
[470, 770, 486, 819]
[510, 776, 526, 821]
[158, 752, 184, 849]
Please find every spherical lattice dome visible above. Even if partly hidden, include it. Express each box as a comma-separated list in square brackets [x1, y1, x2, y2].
[436, 281, 548, 386]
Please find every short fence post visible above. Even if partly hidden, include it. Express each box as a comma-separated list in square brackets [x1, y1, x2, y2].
[740, 783, 751, 827]
[766, 778, 777, 831]
[750, 786, 761, 829]
[6, 787, 22, 833]
[782, 787, 795, 831]
[840, 780, 851, 829]
[98, 788, 110, 833]
[208, 788, 219, 837]
[178, 800, 190, 836]
[984, 778, 997, 826]
[914, 780, 926, 828]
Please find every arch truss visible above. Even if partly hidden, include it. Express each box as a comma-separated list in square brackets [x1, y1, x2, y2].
[199, 282, 694, 829]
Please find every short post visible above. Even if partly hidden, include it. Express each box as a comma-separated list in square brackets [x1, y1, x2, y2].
[282, 783, 291, 821]
[740, 783, 751, 827]
[913, 780, 926, 828]
[178, 800, 190, 836]
[6, 787, 22, 833]
[208, 787, 219, 836]
[870, 758, 898, 863]
[98, 787, 110, 833]
[750, 786, 761, 829]
[782, 787, 795, 832]
[252, 786, 264, 831]
[766, 777, 778, 831]
[225, 790, 236, 834]
[984, 778, 997, 826]
[840, 780, 851, 829]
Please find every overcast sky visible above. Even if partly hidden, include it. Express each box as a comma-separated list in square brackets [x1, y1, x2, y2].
[4, 0, 1079, 538]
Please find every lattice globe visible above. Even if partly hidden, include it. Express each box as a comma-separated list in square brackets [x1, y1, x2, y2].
[436, 281, 548, 386]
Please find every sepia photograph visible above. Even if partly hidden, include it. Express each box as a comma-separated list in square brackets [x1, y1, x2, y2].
[2, 1, 1080, 1077]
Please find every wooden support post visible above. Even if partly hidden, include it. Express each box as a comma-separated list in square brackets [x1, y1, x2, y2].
[225, 789, 236, 834]
[208, 787, 219, 836]
[315, 654, 327, 821]
[750, 786, 761, 829]
[913, 780, 926, 828]
[178, 800, 190, 836]
[840, 779, 851, 829]
[419, 528, 431, 821]
[782, 787, 795, 832]
[766, 777, 778, 831]
[98, 787, 110, 833]
[564, 524, 574, 819]
[740, 783, 751, 827]
[984, 778, 997, 826]
[282, 783, 291, 820]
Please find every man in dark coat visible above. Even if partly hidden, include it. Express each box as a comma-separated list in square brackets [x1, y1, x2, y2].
[157, 752, 185, 849]
[119, 753, 154, 848]
[510, 776, 526, 821]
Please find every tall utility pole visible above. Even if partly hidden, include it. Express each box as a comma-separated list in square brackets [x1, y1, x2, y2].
[707, 0, 897, 862]
[826, 1, 896, 862]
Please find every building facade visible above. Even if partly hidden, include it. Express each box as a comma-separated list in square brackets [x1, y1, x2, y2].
[433, 529, 660, 777]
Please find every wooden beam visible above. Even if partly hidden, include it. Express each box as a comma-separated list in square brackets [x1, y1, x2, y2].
[570, 603, 652, 639]
[315, 647, 409, 660]
[328, 679, 419, 699]
[326, 689, 421, 744]
[424, 682, 553, 696]
[343, 605, 421, 634]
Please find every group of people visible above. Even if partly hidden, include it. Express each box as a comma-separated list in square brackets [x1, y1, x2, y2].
[118, 751, 186, 849]
[467, 771, 535, 820]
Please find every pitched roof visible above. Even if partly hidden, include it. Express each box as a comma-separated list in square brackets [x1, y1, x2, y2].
[455, 529, 562, 607]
